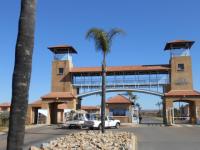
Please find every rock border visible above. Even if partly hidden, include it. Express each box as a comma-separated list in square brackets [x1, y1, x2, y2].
[30, 131, 137, 150]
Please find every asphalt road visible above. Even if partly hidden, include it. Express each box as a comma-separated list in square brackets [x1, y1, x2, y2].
[141, 116, 163, 124]
[0, 125, 81, 150]
[126, 126, 200, 150]
[1, 124, 200, 150]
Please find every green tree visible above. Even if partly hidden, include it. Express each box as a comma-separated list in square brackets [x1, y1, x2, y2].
[86, 28, 124, 133]
[124, 91, 138, 104]
[156, 101, 162, 117]
[7, 0, 36, 150]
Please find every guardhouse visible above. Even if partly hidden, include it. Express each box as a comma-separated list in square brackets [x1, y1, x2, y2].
[26, 40, 200, 125]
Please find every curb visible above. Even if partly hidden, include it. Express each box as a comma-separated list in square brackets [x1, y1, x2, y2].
[134, 136, 138, 150]
[131, 134, 137, 150]
[0, 124, 47, 135]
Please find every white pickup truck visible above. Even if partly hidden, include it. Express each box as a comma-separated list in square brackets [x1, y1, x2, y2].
[62, 110, 89, 129]
[84, 115, 120, 130]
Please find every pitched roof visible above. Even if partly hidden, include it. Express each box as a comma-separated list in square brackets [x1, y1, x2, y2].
[81, 106, 100, 110]
[164, 90, 200, 97]
[70, 64, 170, 74]
[48, 45, 77, 54]
[106, 95, 132, 104]
[31, 100, 42, 105]
[0, 102, 10, 107]
[30, 100, 43, 107]
[164, 40, 194, 50]
[41, 92, 75, 100]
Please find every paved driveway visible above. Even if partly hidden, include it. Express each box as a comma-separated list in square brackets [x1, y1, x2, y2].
[0, 125, 81, 150]
[123, 126, 200, 150]
[0, 125, 200, 150]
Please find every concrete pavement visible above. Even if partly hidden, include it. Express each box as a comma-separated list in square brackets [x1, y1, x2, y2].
[0, 124, 200, 150]
[0, 125, 81, 150]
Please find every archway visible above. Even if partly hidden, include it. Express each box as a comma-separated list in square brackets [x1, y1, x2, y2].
[76, 88, 164, 124]
[172, 100, 195, 124]
[76, 88, 164, 99]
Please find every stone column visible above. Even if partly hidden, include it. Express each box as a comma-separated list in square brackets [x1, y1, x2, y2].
[51, 103, 58, 124]
[194, 100, 200, 124]
[46, 103, 51, 125]
[163, 97, 173, 125]
[26, 106, 32, 124]
[189, 101, 195, 124]
[76, 98, 82, 110]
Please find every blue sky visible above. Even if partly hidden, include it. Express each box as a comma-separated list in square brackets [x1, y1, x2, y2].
[0, 0, 200, 109]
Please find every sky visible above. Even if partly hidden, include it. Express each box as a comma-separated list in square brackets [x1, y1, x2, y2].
[0, 0, 200, 109]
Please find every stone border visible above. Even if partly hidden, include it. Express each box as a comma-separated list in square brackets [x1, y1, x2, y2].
[30, 131, 137, 150]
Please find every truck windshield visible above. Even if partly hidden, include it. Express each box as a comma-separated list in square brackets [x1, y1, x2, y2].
[87, 114, 100, 120]
[68, 113, 85, 121]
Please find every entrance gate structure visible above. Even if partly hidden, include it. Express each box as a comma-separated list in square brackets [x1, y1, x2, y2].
[41, 40, 200, 125]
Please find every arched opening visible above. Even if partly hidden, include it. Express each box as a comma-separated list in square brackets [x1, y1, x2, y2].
[172, 100, 195, 124]
[135, 93, 164, 125]
[76, 88, 164, 124]
[76, 88, 164, 99]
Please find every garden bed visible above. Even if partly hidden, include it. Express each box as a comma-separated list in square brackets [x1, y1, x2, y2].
[30, 131, 137, 150]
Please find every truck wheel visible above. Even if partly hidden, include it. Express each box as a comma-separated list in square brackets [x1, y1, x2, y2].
[115, 123, 120, 129]
[98, 124, 102, 130]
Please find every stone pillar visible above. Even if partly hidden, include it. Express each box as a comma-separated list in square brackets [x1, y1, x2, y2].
[26, 106, 32, 125]
[51, 103, 58, 124]
[194, 100, 200, 124]
[46, 103, 58, 124]
[76, 98, 82, 110]
[189, 102, 195, 124]
[163, 98, 173, 125]
[47, 103, 51, 125]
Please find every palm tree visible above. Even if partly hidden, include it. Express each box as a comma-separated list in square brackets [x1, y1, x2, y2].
[135, 103, 141, 111]
[123, 91, 138, 104]
[86, 28, 124, 133]
[156, 101, 162, 117]
[7, 0, 36, 150]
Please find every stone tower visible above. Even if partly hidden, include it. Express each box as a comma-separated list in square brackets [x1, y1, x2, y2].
[48, 45, 77, 93]
[165, 40, 194, 91]
[163, 40, 200, 125]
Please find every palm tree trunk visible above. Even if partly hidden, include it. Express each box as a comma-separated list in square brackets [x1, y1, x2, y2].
[158, 104, 161, 117]
[7, 0, 36, 150]
[101, 52, 106, 133]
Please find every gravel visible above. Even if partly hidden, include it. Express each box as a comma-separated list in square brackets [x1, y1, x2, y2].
[30, 131, 135, 150]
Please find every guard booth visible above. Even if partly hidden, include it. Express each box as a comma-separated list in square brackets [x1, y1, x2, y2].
[163, 40, 200, 125]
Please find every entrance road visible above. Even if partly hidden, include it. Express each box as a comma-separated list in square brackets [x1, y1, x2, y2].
[0, 125, 81, 150]
[120, 125, 200, 150]
[0, 125, 200, 150]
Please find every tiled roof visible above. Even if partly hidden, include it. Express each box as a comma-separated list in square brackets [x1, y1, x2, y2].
[81, 106, 100, 110]
[41, 92, 75, 100]
[0, 102, 10, 107]
[48, 45, 77, 54]
[31, 100, 42, 105]
[164, 40, 194, 50]
[165, 90, 200, 97]
[70, 65, 170, 73]
[106, 95, 132, 104]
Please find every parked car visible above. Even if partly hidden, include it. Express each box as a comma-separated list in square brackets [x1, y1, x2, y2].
[84, 115, 120, 130]
[62, 110, 89, 129]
